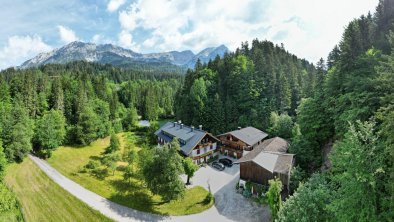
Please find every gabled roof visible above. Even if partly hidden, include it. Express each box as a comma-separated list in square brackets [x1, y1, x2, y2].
[257, 137, 289, 153]
[155, 122, 219, 155]
[218, 127, 268, 146]
[237, 137, 293, 174]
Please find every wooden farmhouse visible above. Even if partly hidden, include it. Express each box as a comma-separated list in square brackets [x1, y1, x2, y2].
[155, 121, 220, 164]
[237, 137, 294, 191]
[217, 127, 268, 158]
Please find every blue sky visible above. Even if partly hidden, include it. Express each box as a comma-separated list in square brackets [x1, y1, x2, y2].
[0, 0, 379, 69]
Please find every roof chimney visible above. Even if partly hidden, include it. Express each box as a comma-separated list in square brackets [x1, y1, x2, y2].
[173, 122, 177, 127]
[178, 120, 182, 125]
[191, 126, 194, 132]
[181, 124, 184, 129]
[199, 125, 202, 130]
[237, 126, 241, 130]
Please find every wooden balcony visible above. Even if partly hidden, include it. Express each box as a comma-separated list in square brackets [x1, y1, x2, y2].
[220, 140, 244, 150]
[198, 141, 213, 148]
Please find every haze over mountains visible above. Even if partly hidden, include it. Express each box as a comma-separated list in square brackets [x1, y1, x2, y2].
[20, 41, 229, 69]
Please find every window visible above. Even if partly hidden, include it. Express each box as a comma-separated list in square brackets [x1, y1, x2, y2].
[197, 149, 200, 155]
[210, 145, 213, 150]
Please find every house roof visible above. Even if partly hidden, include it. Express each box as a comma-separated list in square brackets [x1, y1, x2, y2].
[257, 137, 289, 153]
[237, 136, 293, 174]
[218, 127, 268, 146]
[274, 154, 295, 174]
[155, 122, 219, 155]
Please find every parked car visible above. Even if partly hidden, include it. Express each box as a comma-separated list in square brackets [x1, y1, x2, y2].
[219, 158, 233, 167]
[212, 161, 225, 171]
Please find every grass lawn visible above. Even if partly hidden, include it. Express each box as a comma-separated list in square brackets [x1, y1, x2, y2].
[48, 132, 213, 216]
[4, 158, 112, 222]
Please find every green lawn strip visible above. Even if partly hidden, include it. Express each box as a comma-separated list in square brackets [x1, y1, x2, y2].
[48, 132, 214, 215]
[4, 158, 112, 222]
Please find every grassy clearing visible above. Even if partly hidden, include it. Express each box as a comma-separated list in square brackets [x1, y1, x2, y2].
[48, 131, 213, 215]
[4, 158, 112, 222]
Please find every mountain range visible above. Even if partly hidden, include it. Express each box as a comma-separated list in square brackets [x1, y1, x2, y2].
[20, 41, 229, 69]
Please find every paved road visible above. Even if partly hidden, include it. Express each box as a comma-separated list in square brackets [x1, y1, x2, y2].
[29, 154, 268, 222]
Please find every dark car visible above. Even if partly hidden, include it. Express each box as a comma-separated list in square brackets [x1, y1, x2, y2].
[212, 161, 225, 171]
[219, 158, 233, 167]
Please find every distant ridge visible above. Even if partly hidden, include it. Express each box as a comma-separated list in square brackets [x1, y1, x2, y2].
[20, 41, 229, 69]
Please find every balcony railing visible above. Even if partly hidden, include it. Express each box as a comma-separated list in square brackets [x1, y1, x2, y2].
[198, 141, 212, 148]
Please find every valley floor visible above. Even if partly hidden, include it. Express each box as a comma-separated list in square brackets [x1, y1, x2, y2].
[30, 154, 268, 222]
[46, 132, 213, 215]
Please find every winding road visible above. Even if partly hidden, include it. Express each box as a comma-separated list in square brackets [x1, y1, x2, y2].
[29, 154, 268, 222]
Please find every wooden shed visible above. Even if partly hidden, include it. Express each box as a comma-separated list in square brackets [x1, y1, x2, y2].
[237, 137, 294, 191]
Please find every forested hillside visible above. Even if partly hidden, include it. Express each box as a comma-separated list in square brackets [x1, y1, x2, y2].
[175, 1, 393, 221]
[0, 61, 181, 162]
[175, 40, 318, 134]
[278, 0, 394, 221]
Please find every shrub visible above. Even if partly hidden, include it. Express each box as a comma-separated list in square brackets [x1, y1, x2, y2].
[245, 180, 252, 192]
[85, 160, 101, 170]
[104, 133, 120, 154]
[36, 149, 52, 159]
[203, 192, 214, 204]
[243, 189, 252, 198]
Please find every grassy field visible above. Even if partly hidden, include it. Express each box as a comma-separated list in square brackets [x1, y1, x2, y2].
[48, 131, 213, 216]
[4, 158, 112, 222]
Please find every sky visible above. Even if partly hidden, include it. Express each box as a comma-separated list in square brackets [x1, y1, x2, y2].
[0, 0, 379, 69]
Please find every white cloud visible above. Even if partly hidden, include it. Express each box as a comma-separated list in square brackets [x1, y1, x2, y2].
[142, 37, 158, 48]
[57, 25, 79, 44]
[91, 34, 114, 45]
[92, 34, 102, 43]
[0, 35, 52, 69]
[118, 6, 137, 31]
[107, 0, 126, 12]
[119, 0, 379, 62]
[118, 30, 133, 48]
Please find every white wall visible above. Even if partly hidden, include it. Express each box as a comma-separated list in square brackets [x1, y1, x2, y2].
[191, 142, 217, 157]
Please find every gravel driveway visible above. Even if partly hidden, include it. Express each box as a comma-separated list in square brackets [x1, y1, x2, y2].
[29, 154, 269, 222]
[183, 156, 270, 222]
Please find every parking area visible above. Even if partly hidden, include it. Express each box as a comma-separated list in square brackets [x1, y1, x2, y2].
[182, 155, 270, 222]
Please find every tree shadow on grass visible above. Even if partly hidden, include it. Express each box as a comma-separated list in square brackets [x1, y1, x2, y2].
[88, 155, 102, 161]
[108, 178, 168, 216]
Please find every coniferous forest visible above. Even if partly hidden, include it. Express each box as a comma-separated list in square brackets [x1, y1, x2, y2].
[176, 0, 394, 220]
[0, 61, 182, 161]
[0, 0, 393, 221]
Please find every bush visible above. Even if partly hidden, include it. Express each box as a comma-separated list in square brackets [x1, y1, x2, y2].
[0, 183, 24, 222]
[85, 160, 101, 170]
[104, 133, 120, 154]
[203, 192, 214, 204]
[36, 149, 52, 159]
[256, 184, 264, 196]
[0, 183, 18, 213]
[243, 189, 252, 198]
[245, 180, 252, 192]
